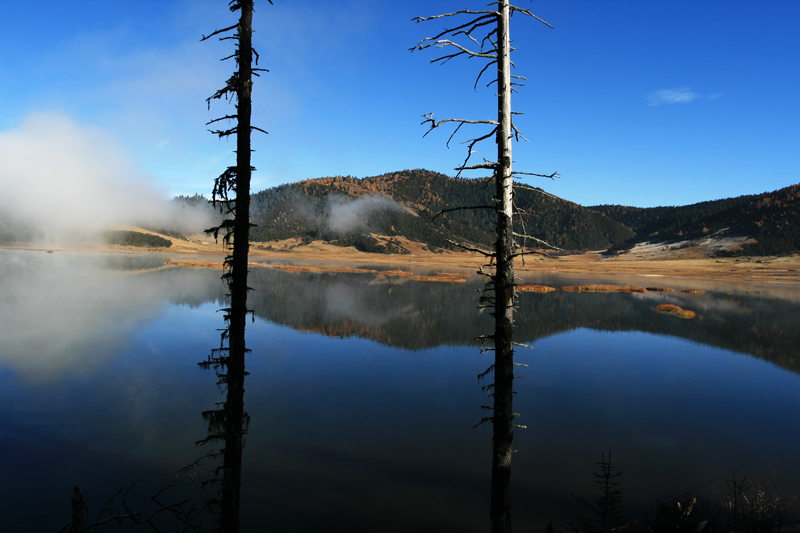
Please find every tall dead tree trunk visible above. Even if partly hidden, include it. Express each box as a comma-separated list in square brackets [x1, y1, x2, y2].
[200, 1, 270, 531]
[412, 4, 554, 532]
[492, 5, 515, 530]
[222, 5, 252, 529]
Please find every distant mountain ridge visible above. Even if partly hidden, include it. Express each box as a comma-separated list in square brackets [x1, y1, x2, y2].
[5, 169, 794, 257]
[239, 170, 800, 256]
[247, 169, 633, 254]
[590, 183, 800, 256]
[243, 169, 799, 256]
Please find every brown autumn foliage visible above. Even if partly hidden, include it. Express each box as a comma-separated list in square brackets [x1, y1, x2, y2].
[560, 284, 647, 293]
[655, 304, 696, 319]
[411, 276, 466, 283]
[517, 285, 557, 293]
[270, 266, 376, 274]
[165, 260, 225, 269]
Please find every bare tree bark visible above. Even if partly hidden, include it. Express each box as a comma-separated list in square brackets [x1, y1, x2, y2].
[221, 3, 252, 529]
[200, 1, 269, 531]
[412, 4, 554, 532]
[491, 8, 515, 531]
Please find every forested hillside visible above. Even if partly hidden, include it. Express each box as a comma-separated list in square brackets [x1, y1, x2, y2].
[591, 183, 800, 256]
[3, 169, 796, 257]
[249, 169, 633, 254]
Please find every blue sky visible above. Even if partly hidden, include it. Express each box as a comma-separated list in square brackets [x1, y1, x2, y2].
[1, 0, 798, 208]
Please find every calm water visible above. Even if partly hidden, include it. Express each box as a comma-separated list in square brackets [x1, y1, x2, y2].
[1, 249, 799, 531]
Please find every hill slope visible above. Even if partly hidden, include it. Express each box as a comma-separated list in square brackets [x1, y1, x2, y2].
[590, 183, 800, 256]
[248, 169, 633, 254]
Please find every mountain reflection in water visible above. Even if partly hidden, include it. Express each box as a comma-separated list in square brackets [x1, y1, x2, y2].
[1, 249, 799, 531]
[242, 266, 800, 374]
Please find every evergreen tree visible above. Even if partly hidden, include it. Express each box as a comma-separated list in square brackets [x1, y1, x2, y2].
[569, 452, 627, 533]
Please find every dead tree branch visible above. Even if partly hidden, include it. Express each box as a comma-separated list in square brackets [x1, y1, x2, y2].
[511, 231, 562, 251]
[431, 204, 495, 221]
[446, 239, 494, 257]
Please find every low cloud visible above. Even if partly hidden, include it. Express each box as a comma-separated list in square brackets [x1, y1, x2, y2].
[325, 194, 403, 235]
[0, 112, 214, 240]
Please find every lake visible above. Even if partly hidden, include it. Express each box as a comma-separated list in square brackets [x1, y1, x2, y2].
[1, 248, 799, 531]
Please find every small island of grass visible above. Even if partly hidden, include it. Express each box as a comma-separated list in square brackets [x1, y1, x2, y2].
[655, 304, 696, 319]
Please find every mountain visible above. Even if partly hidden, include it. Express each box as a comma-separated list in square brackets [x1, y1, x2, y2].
[248, 169, 633, 254]
[4, 168, 794, 257]
[590, 183, 800, 256]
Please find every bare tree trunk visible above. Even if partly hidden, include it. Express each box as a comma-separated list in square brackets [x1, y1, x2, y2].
[220, 2, 253, 530]
[201, 0, 265, 530]
[216, 2, 254, 529]
[491, 3, 515, 532]
[412, 5, 553, 531]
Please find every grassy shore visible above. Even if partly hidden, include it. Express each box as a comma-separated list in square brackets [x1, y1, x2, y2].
[3, 229, 800, 285]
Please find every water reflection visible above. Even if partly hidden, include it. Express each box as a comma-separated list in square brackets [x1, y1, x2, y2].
[7, 251, 788, 370]
[240, 265, 800, 374]
[0, 250, 221, 382]
[2, 250, 800, 530]
[5, 250, 795, 375]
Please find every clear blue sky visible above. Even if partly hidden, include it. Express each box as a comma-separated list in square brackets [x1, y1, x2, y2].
[1, 0, 798, 208]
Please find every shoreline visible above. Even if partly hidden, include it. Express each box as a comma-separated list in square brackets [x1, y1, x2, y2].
[3, 239, 799, 285]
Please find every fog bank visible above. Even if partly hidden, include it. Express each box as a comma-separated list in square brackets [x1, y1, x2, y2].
[325, 194, 404, 235]
[0, 112, 213, 240]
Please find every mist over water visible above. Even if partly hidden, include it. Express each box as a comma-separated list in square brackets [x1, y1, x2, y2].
[0, 112, 215, 241]
[0, 250, 221, 382]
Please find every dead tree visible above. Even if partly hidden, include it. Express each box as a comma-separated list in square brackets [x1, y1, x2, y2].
[412, 3, 554, 532]
[199, 1, 269, 531]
